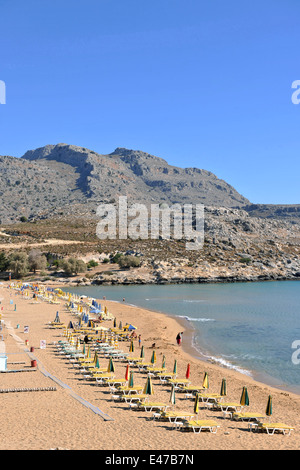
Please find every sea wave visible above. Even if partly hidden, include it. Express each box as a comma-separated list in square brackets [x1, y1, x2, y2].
[201, 353, 252, 376]
[178, 315, 215, 322]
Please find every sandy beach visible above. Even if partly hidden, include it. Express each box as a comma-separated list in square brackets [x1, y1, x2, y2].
[0, 280, 299, 451]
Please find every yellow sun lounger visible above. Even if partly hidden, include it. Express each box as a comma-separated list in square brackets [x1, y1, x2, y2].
[232, 412, 266, 422]
[159, 411, 195, 423]
[256, 422, 295, 435]
[137, 402, 169, 412]
[181, 419, 220, 433]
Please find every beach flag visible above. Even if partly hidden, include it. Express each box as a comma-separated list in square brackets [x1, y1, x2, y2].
[202, 372, 209, 389]
[240, 387, 249, 407]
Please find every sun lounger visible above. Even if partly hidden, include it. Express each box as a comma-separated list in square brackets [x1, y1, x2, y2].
[179, 385, 205, 393]
[197, 393, 222, 408]
[181, 419, 220, 433]
[117, 386, 143, 395]
[232, 412, 266, 422]
[213, 402, 243, 417]
[159, 411, 195, 424]
[137, 402, 169, 412]
[255, 422, 295, 435]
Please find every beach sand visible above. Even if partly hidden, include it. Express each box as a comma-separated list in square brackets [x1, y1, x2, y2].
[0, 281, 299, 451]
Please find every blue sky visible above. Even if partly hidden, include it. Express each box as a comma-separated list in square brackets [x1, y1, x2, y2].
[0, 0, 300, 204]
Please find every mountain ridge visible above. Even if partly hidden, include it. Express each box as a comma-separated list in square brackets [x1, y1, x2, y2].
[0, 143, 298, 223]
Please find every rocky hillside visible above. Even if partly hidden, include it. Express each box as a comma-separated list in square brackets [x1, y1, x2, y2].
[0, 143, 250, 223]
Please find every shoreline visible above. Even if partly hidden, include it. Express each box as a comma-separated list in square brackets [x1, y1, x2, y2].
[114, 299, 300, 399]
[1, 280, 299, 450]
[60, 284, 300, 399]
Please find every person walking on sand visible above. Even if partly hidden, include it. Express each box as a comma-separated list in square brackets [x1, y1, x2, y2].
[176, 332, 183, 346]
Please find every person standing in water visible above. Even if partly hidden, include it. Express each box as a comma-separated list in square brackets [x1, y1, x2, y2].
[176, 332, 183, 345]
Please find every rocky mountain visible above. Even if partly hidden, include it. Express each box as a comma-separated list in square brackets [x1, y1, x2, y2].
[0, 143, 250, 223]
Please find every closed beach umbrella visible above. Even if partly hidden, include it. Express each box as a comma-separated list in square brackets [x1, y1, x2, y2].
[107, 357, 115, 373]
[162, 355, 166, 369]
[95, 356, 100, 369]
[266, 395, 272, 417]
[220, 378, 227, 397]
[119, 321, 123, 329]
[140, 345, 145, 360]
[186, 363, 191, 379]
[240, 387, 249, 407]
[129, 371, 134, 388]
[170, 384, 176, 406]
[114, 318, 117, 328]
[125, 364, 130, 381]
[173, 359, 177, 375]
[151, 350, 156, 364]
[143, 376, 154, 396]
[129, 341, 134, 353]
[202, 372, 209, 389]
[194, 393, 200, 414]
[93, 350, 98, 365]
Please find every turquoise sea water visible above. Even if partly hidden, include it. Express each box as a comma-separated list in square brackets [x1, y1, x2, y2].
[64, 281, 300, 394]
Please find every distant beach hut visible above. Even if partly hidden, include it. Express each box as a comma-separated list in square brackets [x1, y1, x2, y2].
[240, 387, 249, 407]
[202, 372, 209, 389]
[220, 378, 227, 397]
